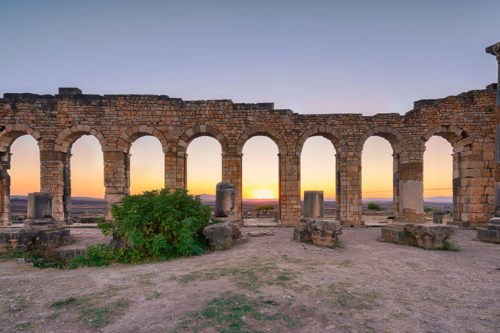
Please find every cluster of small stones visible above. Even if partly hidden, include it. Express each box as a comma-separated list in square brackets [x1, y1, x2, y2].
[0, 83, 497, 227]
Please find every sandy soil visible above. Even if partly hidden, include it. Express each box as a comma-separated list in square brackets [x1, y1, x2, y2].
[0, 227, 499, 333]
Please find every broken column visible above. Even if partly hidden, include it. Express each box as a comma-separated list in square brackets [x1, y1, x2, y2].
[432, 210, 447, 224]
[24, 192, 56, 227]
[303, 191, 324, 218]
[215, 181, 235, 217]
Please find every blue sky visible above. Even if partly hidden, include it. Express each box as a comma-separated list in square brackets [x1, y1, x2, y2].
[1, 0, 498, 114]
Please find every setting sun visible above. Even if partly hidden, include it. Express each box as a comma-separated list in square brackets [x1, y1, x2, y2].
[250, 189, 276, 199]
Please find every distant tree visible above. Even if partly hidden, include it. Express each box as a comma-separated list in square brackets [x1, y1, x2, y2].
[255, 204, 275, 211]
[367, 202, 381, 211]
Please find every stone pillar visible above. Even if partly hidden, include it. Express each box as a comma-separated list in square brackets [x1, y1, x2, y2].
[62, 151, 72, 222]
[222, 151, 242, 221]
[103, 151, 130, 221]
[215, 181, 235, 217]
[40, 149, 66, 225]
[336, 150, 362, 226]
[303, 191, 324, 217]
[279, 153, 301, 225]
[486, 42, 500, 218]
[0, 151, 11, 225]
[393, 153, 400, 217]
[452, 152, 461, 221]
[396, 156, 424, 223]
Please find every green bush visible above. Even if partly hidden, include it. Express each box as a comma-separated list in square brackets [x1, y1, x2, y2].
[424, 206, 434, 213]
[367, 202, 381, 211]
[255, 204, 275, 211]
[72, 188, 213, 267]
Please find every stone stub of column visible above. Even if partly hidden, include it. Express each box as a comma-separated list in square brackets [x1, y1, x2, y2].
[303, 191, 324, 218]
[27, 192, 53, 219]
[215, 181, 236, 217]
[25, 192, 57, 228]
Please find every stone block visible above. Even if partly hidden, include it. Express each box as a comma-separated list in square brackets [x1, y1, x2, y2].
[294, 218, 342, 247]
[303, 191, 324, 218]
[215, 182, 235, 217]
[381, 223, 457, 249]
[432, 210, 447, 224]
[476, 218, 500, 243]
[0, 227, 70, 254]
[27, 192, 52, 219]
[203, 221, 241, 251]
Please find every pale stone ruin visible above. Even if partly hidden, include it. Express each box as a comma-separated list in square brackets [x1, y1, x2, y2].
[0, 192, 69, 254]
[0, 42, 499, 253]
[215, 181, 236, 218]
[303, 191, 324, 218]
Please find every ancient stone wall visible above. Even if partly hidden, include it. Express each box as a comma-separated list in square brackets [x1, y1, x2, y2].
[0, 84, 496, 226]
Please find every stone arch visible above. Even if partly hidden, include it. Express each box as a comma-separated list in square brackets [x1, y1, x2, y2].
[236, 126, 288, 155]
[295, 126, 341, 156]
[357, 126, 407, 154]
[177, 125, 228, 154]
[420, 125, 469, 151]
[54, 125, 108, 153]
[0, 124, 41, 152]
[117, 126, 168, 153]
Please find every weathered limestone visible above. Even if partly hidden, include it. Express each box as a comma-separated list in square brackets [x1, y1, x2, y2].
[0, 227, 70, 254]
[294, 218, 342, 247]
[27, 192, 52, 219]
[432, 210, 447, 224]
[0, 49, 498, 228]
[215, 181, 235, 217]
[303, 191, 324, 218]
[476, 219, 500, 243]
[203, 221, 241, 250]
[381, 223, 457, 249]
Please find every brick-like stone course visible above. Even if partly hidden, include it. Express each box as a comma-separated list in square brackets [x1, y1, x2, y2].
[0, 85, 496, 226]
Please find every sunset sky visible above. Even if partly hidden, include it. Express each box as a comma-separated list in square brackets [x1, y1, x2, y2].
[2, 0, 498, 200]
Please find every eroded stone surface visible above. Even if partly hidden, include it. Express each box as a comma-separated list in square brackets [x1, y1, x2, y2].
[476, 218, 500, 243]
[0, 227, 70, 254]
[381, 223, 457, 249]
[215, 182, 236, 218]
[203, 221, 241, 251]
[294, 218, 342, 247]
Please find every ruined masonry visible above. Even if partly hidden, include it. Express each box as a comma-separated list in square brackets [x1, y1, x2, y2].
[0, 44, 499, 228]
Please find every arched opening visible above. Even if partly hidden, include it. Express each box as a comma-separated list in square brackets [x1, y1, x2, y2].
[8, 135, 40, 222]
[300, 136, 336, 217]
[361, 136, 393, 224]
[69, 135, 105, 222]
[423, 136, 453, 222]
[186, 136, 222, 210]
[242, 136, 279, 223]
[129, 136, 164, 194]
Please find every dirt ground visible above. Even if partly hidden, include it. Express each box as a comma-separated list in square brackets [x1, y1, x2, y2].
[0, 227, 499, 333]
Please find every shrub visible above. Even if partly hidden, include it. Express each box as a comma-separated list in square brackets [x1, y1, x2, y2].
[367, 202, 381, 211]
[424, 206, 434, 213]
[255, 204, 274, 211]
[72, 188, 213, 267]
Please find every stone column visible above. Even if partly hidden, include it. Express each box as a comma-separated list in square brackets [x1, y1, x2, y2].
[0, 151, 11, 225]
[222, 151, 242, 221]
[396, 154, 424, 223]
[486, 42, 500, 218]
[336, 149, 362, 226]
[40, 149, 66, 225]
[452, 151, 461, 221]
[303, 191, 324, 217]
[279, 153, 301, 225]
[62, 151, 72, 222]
[393, 153, 400, 217]
[103, 151, 130, 221]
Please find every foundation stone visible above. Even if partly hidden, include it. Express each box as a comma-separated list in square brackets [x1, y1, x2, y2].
[203, 221, 241, 250]
[294, 218, 342, 247]
[476, 218, 500, 243]
[381, 223, 457, 249]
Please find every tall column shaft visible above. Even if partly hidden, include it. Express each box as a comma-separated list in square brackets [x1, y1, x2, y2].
[40, 149, 66, 225]
[337, 150, 362, 226]
[0, 151, 11, 225]
[279, 153, 301, 225]
[103, 151, 129, 220]
[222, 152, 242, 221]
[486, 42, 500, 218]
